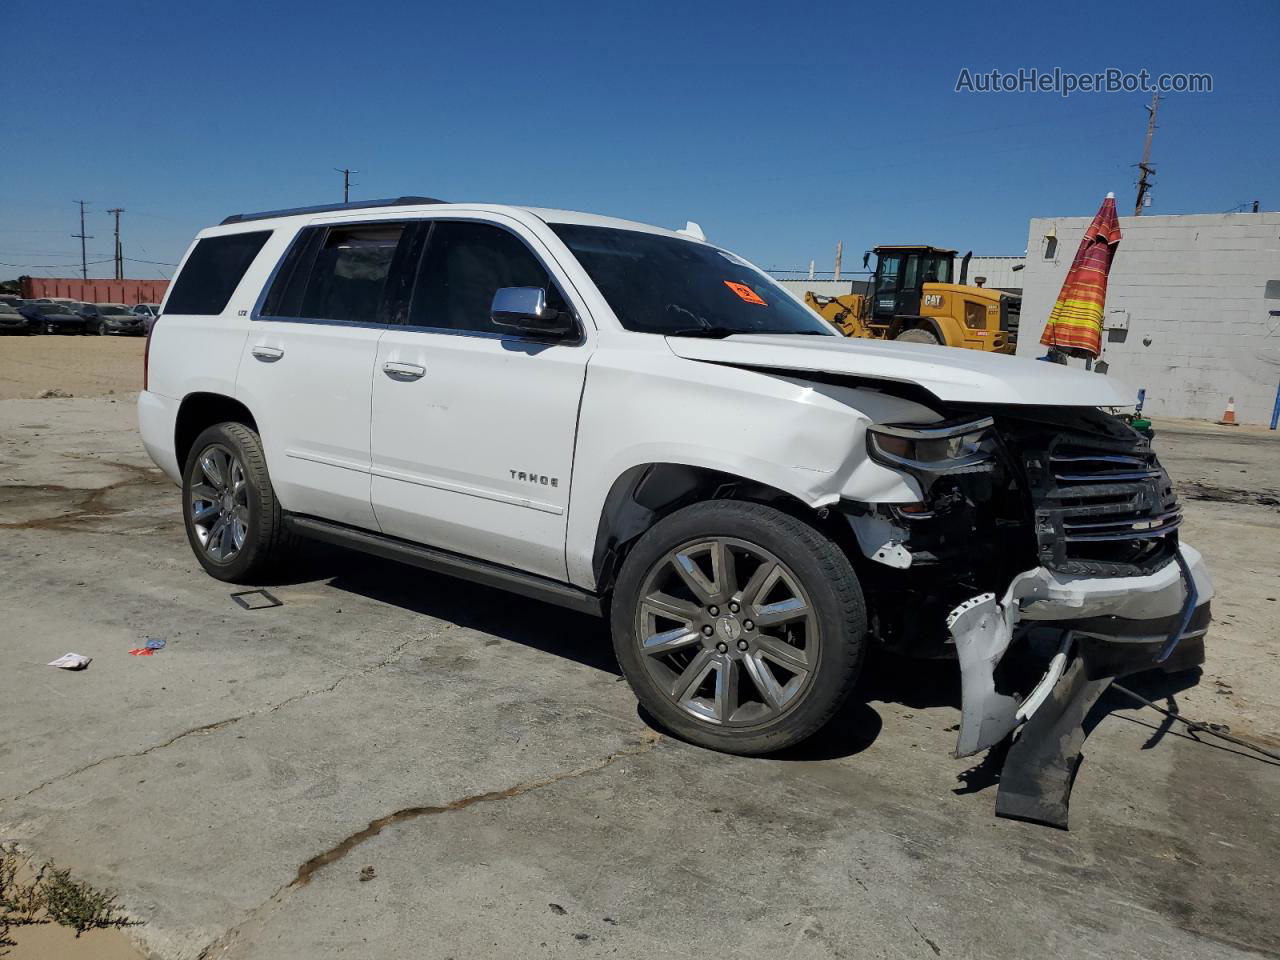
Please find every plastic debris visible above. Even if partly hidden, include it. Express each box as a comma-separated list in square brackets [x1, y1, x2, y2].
[47, 653, 92, 670]
[129, 638, 166, 656]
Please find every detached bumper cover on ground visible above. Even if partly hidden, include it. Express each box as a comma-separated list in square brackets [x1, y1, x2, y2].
[948, 543, 1212, 826]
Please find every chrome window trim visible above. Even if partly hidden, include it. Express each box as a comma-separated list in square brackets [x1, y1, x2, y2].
[248, 313, 581, 347]
[250, 215, 588, 347]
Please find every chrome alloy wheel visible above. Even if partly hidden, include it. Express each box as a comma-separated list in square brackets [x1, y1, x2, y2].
[634, 537, 820, 726]
[189, 444, 250, 563]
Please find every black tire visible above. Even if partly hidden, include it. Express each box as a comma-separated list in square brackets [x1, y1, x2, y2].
[894, 327, 940, 345]
[611, 500, 866, 755]
[182, 421, 297, 583]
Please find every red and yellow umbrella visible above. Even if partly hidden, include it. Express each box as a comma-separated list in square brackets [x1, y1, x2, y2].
[1040, 193, 1122, 358]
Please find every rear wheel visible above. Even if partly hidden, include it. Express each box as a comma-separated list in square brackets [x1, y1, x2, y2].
[611, 500, 866, 755]
[894, 327, 940, 345]
[182, 422, 296, 583]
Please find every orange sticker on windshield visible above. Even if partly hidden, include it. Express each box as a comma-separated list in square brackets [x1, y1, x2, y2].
[724, 281, 767, 306]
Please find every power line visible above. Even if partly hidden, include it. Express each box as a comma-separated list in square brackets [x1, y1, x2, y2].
[71, 200, 94, 279]
[0, 257, 114, 269]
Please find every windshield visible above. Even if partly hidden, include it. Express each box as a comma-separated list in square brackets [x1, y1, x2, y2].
[101, 306, 130, 315]
[550, 224, 834, 337]
[38, 304, 72, 315]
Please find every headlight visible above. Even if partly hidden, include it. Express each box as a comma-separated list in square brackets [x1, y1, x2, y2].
[867, 417, 995, 473]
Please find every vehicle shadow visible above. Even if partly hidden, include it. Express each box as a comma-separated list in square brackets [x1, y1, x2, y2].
[280, 547, 990, 763]
[315, 549, 620, 676]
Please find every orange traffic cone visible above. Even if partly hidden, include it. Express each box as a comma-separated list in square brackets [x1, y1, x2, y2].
[1220, 397, 1238, 425]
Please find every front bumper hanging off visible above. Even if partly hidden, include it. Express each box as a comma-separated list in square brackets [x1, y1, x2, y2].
[947, 543, 1213, 828]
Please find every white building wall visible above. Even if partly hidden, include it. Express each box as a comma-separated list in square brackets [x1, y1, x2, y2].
[1015, 212, 1280, 425]
[775, 279, 858, 300]
[963, 256, 1025, 291]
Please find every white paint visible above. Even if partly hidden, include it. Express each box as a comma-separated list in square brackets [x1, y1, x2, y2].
[666, 332, 1133, 407]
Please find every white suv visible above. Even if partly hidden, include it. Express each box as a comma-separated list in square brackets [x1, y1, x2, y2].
[139, 198, 1210, 814]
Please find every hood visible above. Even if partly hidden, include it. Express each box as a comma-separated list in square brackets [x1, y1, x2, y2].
[665, 334, 1132, 407]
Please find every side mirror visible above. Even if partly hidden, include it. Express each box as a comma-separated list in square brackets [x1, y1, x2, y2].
[490, 287, 574, 339]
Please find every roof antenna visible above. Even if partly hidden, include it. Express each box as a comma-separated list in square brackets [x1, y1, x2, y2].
[676, 221, 706, 241]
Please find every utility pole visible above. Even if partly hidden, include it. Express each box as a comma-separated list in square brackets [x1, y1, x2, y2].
[335, 168, 358, 203]
[1134, 92, 1160, 216]
[107, 208, 125, 280]
[833, 241, 843, 282]
[72, 200, 93, 280]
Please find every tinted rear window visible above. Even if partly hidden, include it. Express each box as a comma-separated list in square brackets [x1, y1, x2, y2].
[165, 231, 272, 315]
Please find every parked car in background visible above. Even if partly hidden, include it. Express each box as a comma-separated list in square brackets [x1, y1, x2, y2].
[94, 303, 147, 335]
[132, 303, 162, 333]
[18, 301, 88, 334]
[71, 302, 101, 325]
[0, 295, 24, 308]
[0, 300, 35, 334]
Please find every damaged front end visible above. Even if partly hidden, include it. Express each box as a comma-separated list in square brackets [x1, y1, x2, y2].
[843, 407, 1213, 827]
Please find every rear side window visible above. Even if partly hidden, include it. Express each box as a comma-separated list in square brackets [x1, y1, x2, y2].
[165, 231, 271, 315]
[262, 224, 404, 324]
[408, 221, 565, 333]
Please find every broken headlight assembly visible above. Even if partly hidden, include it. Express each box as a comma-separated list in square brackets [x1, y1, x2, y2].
[866, 416, 996, 475]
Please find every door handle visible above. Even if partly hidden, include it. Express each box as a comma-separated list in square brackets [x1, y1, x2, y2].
[252, 345, 284, 363]
[382, 361, 426, 382]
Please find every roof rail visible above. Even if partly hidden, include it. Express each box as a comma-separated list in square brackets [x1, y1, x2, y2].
[220, 196, 447, 226]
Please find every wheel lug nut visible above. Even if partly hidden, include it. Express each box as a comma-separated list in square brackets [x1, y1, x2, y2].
[708, 605, 719, 616]
[729, 602, 740, 613]
[702, 625, 714, 636]
[737, 639, 749, 651]
[743, 620, 754, 631]
[716, 642, 728, 653]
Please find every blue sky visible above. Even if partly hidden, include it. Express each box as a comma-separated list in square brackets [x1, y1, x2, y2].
[3, 0, 1276, 281]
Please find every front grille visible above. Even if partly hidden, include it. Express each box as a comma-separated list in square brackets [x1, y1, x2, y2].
[1002, 414, 1180, 576]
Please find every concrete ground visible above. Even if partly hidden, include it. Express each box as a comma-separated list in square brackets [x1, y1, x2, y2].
[1, 393, 1278, 960]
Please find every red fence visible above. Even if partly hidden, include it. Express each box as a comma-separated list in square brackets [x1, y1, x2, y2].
[20, 277, 169, 304]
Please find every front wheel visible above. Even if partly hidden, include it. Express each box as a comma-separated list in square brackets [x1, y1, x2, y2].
[611, 500, 866, 755]
[182, 422, 296, 582]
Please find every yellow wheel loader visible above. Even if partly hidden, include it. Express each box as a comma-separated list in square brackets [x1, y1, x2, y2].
[805, 245, 1019, 354]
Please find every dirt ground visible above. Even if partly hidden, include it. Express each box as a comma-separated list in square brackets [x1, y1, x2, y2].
[1, 346, 1278, 960]
[1, 853, 145, 960]
[0, 335, 144, 400]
